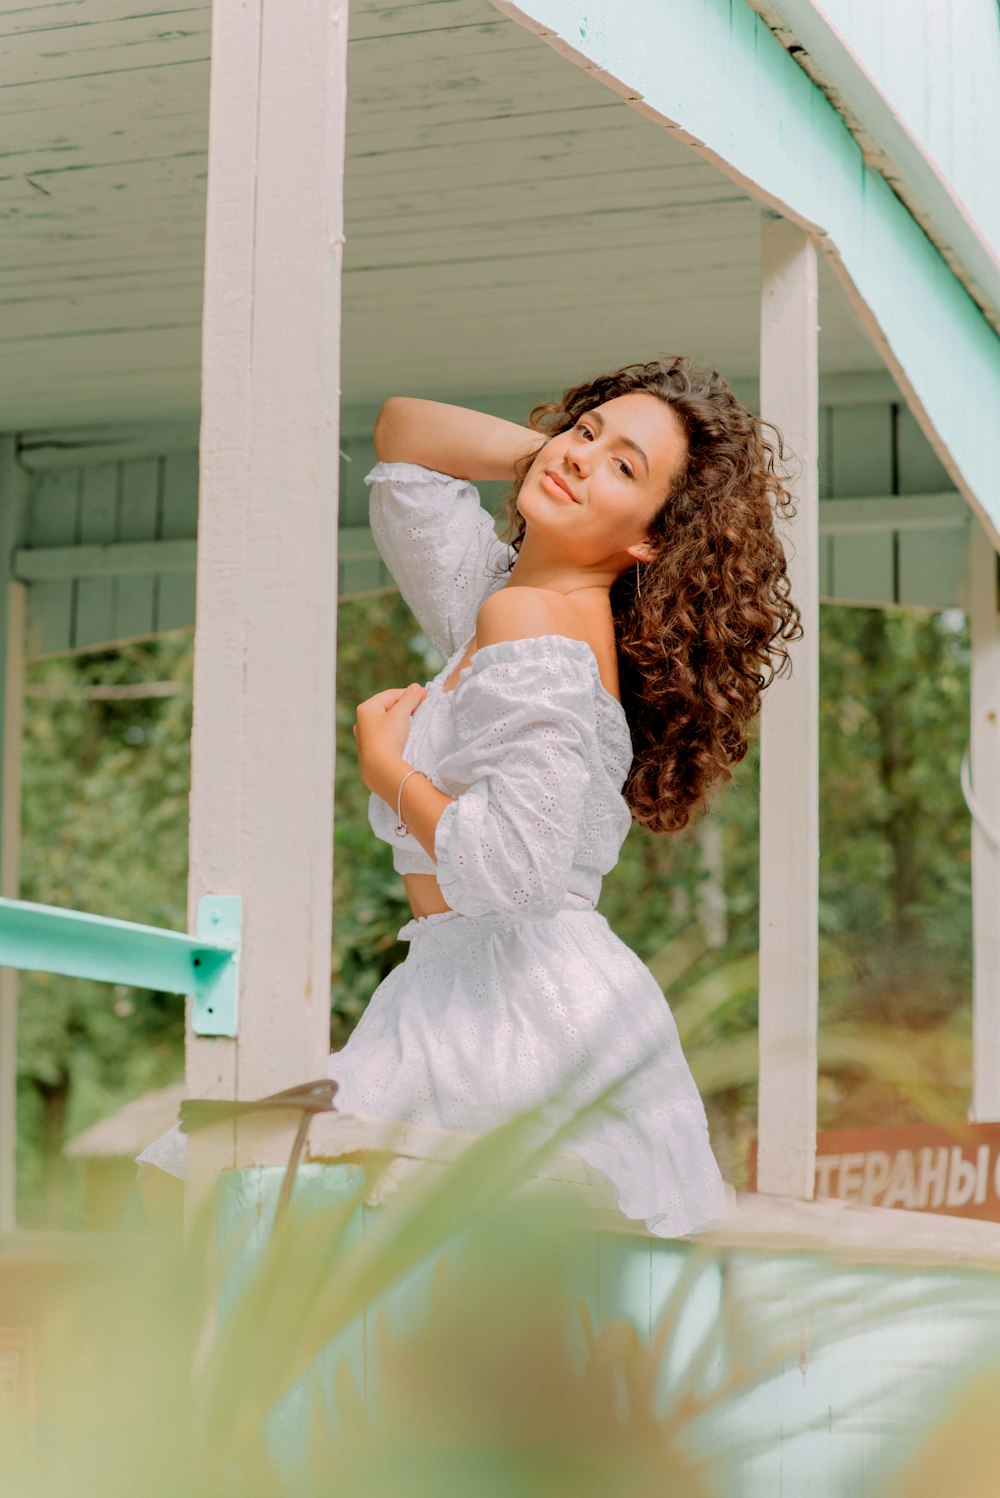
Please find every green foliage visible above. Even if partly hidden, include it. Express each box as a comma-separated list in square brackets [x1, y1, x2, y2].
[819, 606, 973, 1032]
[331, 595, 432, 1043]
[18, 637, 193, 1226]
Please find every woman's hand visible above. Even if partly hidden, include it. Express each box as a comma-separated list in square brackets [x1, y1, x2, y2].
[352, 683, 428, 793]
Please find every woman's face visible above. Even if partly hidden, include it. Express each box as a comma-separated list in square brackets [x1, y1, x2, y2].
[517, 392, 687, 573]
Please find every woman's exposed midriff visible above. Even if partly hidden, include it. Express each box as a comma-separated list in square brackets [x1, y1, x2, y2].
[402, 871, 453, 918]
[402, 872, 593, 919]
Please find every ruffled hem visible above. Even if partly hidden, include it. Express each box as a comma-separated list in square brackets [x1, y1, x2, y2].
[555, 1109, 735, 1239]
[136, 907, 731, 1241]
[136, 1122, 187, 1182]
[364, 459, 464, 487]
[321, 906, 730, 1240]
[133, 1110, 733, 1240]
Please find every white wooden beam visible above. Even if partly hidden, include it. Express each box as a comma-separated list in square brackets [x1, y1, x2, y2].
[14, 538, 196, 582]
[819, 494, 966, 535]
[757, 217, 820, 1199]
[0, 438, 28, 1234]
[18, 423, 200, 473]
[969, 519, 1000, 1121]
[185, 0, 349, 1219]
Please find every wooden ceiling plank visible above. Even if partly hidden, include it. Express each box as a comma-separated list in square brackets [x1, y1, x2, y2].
[344, 217, 755, 263]
[344, 125, 673, 181]
[349, 0, 497, 43]
[340, 248, 759, 297]
[0, 120, 206, 175]
[0, 227, 204, 261]
[0, 326, 199, 383]
[352, 17, 539, 49]
[0, 85, 207, 135]
[0, 2, 207, 37]
[343, 99, 623, 150]
[347, 167, 739, 214]
[0, 149, 208, 205]
[0, 0, 881, 425]
[0, 18, 210, 91]
[0, 287, 202, 342]
[0, 258, 204, 292]
[347, 45, 614, 109]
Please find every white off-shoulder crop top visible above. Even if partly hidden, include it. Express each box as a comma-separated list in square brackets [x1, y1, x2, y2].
[365, 462, 635, 918]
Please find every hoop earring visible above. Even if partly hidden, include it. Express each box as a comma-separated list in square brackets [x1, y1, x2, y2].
[635, 561, 642, 600]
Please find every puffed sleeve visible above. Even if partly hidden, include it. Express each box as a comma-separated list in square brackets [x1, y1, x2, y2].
[365, 461, 513, 658]
[432, 638, 596, 919]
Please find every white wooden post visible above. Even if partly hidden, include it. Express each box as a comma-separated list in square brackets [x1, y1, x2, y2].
[185, 0, 349, 1216]
[0, 438, 27, 1234]
[756, 216, 820, 1199]
[969, 519, 1000, 1120]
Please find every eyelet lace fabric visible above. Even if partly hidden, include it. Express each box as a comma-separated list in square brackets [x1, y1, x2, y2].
[136, 461, 731, 1238]
[325, 897, 732, 1238]
[366, 460, 513, 658]
[369, 633, 634, 914]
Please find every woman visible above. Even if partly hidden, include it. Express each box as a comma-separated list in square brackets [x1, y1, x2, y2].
[138, 356, 801, 1239]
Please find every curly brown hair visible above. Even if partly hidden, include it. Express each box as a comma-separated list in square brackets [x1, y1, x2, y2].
[501, 356, 804, 835]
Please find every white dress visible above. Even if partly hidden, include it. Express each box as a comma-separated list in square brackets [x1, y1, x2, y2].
[137, 462, 730, 1239]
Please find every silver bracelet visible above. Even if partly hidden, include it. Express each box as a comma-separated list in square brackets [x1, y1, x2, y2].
[395, 768, 424, 837]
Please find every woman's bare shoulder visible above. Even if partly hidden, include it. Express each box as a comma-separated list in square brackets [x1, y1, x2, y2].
[475, 586, 580, 647]
[474, 587, 621, 700]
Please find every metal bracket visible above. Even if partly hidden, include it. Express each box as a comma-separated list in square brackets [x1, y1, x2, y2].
[192, 895, 242, 1037]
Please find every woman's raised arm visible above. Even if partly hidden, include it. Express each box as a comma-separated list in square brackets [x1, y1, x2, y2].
[373, 397, 543, 481]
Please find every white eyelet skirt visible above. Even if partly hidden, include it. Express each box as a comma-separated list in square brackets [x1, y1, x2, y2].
[136, 895, 731, 1240]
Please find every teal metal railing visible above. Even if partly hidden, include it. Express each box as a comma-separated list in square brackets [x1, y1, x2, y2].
[0, 893, 241, 1036]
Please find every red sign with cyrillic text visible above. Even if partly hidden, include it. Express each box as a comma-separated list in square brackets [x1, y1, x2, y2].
[749, 1122, 1000, 1221]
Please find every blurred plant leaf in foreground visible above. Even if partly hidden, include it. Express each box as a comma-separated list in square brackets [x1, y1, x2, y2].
[7, 1054, 997, 1498]
[0, 1071, 820, 1498]
[884, 1365, 1000, 1498]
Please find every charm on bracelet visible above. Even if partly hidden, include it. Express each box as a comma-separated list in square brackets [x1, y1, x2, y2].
[395, 767, 424, 837]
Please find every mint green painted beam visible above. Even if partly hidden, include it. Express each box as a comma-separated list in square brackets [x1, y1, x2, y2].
[810, 0, 1000, 260]
[0, 893, 241, 1038]
[748, 0, 1000, 324]
[491, 0, 1000, 544]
